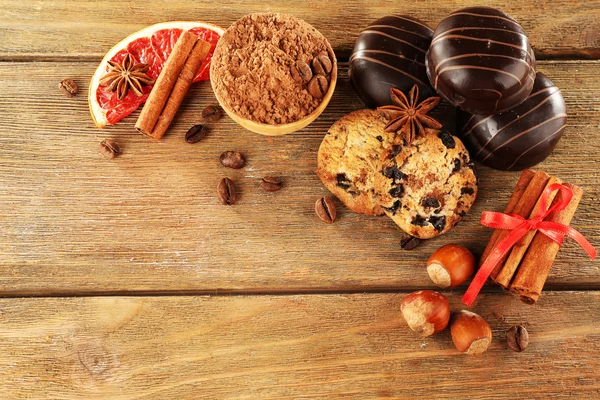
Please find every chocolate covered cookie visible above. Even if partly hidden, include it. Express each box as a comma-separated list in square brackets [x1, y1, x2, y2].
[350, 15, 434, 108]
[426, 7, 535, 115]
[374, 129, 478, 239]
[317, 109, 396, 216]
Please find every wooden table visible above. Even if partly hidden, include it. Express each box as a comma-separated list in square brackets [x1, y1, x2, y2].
[1, 1, 599, 398]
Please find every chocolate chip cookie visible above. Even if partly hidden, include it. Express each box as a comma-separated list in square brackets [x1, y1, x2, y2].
[317, 109, 396, 216]
[374, 129, 478, 239]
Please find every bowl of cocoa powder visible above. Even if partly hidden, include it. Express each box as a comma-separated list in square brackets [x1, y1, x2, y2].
[210, 13, 337, 135]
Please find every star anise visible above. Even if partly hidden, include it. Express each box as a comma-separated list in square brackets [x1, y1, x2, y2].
[99, 53, 155, 100]
[378, 85, 442, 145]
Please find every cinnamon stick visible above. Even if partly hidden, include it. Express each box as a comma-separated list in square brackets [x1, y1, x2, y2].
[494, 176, 562, 288]
[150, 39, 211, 139]
[135, 30, 199, 139]
[488, 170, 551, 281]
[510, 183, 583, 304]
[480, 169, 535, 268]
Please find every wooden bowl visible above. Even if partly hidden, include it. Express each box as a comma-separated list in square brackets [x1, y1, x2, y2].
[213, 68, 337, 136]
[210, 23, 338, 136]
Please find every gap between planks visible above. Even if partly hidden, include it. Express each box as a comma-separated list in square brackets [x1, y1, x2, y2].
[1, 286, 598, 299]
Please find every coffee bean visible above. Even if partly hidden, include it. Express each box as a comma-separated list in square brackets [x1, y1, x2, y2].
[312, 54, 333, 75]
[202, 105, 223, 122]
[315, 197, 336, 224]
[260, 176, 282, 192]
[400, 235, 421, 250]
[59, 78, 78, 98]
[217, 178, 237, 205]
[307, 75, 328, 99]
[185, 125, 208, 144]
[290, 65, 302, 83]
[506, 326, 529, 352]
[295, 60, 313, 83]
[219, 151, 246, 169]
[98, 139, 120, 159]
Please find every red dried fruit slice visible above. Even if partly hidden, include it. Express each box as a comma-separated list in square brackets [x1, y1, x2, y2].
[89, 22, 224, 128]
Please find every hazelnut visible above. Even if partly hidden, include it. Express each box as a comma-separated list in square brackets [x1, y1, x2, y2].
[427, 244, 475, 288]
[400, 290, 450, 336]
[451, 310, 492, 355]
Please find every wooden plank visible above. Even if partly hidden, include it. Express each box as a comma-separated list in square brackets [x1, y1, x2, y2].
[0, 292, 598, 398]
[0, 0, 599, 60]
[0, 61, 598, 296]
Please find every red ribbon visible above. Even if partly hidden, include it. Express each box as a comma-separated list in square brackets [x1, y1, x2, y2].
[463, 183, 597, 306]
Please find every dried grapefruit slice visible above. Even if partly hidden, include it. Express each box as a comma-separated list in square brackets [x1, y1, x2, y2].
[89, 21, 223, 128]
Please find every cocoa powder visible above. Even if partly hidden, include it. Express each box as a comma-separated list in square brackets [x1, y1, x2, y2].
[211, 13, 335, 125]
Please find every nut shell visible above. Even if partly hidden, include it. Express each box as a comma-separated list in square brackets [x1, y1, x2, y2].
[427, 244, 475, 288]
[400, 290, 450, 336]
[451, 310, 492, 355]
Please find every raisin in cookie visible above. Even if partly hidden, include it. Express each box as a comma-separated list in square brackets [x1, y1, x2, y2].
[374, 129, 478, 239]
[317, 109, 397, 216]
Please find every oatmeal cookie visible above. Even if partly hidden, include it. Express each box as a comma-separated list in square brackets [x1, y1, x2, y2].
[317, 109, 396, 216]
[374, 129, 478, 238]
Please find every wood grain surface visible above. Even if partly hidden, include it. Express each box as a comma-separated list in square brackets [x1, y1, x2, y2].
[1, 61, 599, 296]
[1, 1, 599, 397]
[1, 0, 599, 60]
[0, 292, 598, 399]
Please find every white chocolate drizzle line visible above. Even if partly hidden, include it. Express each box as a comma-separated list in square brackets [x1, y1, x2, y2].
[434, 27, 529, 41]
[431, 34, 532, 55]
[360, 30, 427, 53]
[474, 92, 558, 156]
[462, 87, 558, 136]
[434, 65, 522, 89]
[350, 56, 427, 86]
[434, 53, 534, 74]
[366, 24, 431, 40]
[350, 50, 425, 67]
[506, 126, 565, 170]
[447, 11, 519, 26]
[480, 114, 568, 162]
[390, 15, 434, 33]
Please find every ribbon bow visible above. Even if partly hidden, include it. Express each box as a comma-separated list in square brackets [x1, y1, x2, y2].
[463, 183, 596, 306]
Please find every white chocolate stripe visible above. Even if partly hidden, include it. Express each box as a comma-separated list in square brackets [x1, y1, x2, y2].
[480, 114, 568, 163]
[470, 88, 503, 113]
[506, 126, 565, 170]
[350, 56, 427, 85]
[434, 53, 533, 74]
[350, 49, 426, 67]
[475, 93, 560, 157]
[431, 34, 531, 53]
[434, 26, 528, 41]
[435, 65, 522, 89]
[462, 87, 559, 137]
[461, 114, 493, 137]
[360, 30, 427, 53]
[367, 24, 431, 40]
[448, 11, 519, 26]
[391, 15, 434, 33]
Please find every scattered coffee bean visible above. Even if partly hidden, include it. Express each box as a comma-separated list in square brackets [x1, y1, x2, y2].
[312, 53, 333, 75]
[295, 60, 313, 83]
[260, 176, 283, 192]
[315, 197, 336, 224]
[307, 75, 328, 99]
[59, 78, 78, 97]
[219, 151, 246, 169]
[185, 124, 208, 144]
[506, 325, 529, 352]
[201, 105, 223, 122]
[98, 139, 120, 159]
[400, 235, 422, 250]
[217, 178, 237, 205]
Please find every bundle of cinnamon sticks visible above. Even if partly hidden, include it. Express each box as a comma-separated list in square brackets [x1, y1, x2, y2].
[481, 169, 583, 304]
[136, 31, 211, 140]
